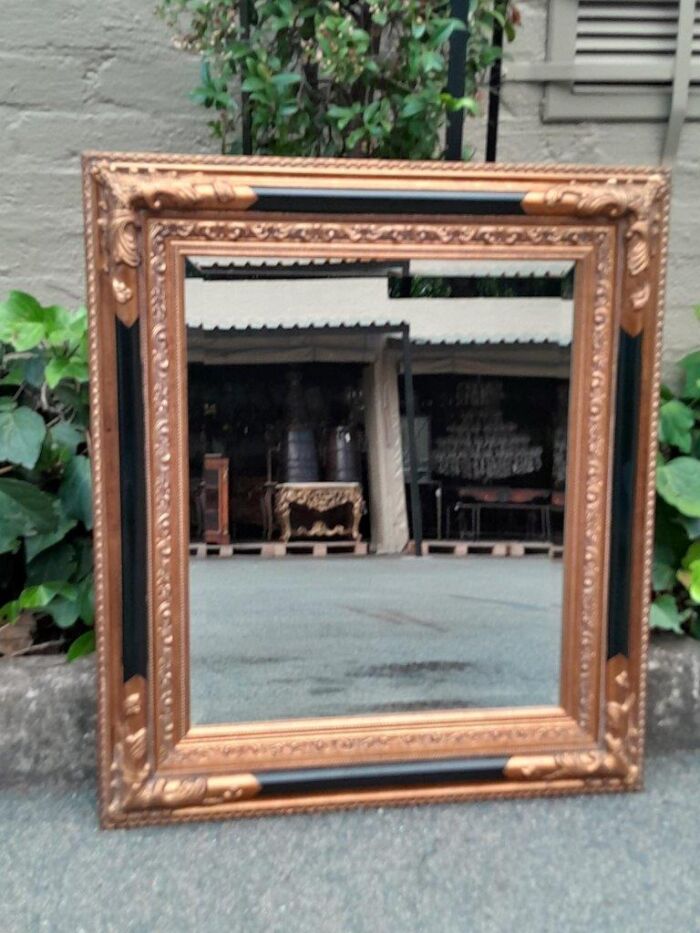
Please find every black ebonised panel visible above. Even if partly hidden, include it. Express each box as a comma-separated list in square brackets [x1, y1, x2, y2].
[115, 319, 148, 681]
[255, 757, 508, 796]
[251, 187, 526, 216]
[607, 331, 642, 660]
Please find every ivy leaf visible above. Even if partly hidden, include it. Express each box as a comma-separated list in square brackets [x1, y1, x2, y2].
[676, 514, 700, 538]
[687, 560, 700, 603]
[0, 404, 46, 469]
[46, 595, 80, 629]
[0, 354, 46, 389]
[76, 573, 94, 626]
[67, 629, 95, 661]
[0, 291, 46, 351]
[49, 420, 84, 455]
[52, 383, 89, 426]
[659, 399, 695, 452]
[26, 541, 77, 586]
[45, 356, 89, 388]
[0, 362, 27, 386]
[656, 457, 700, 517]
[72, 537, 93, 581]
[652, 543, 677, 591]
[24, 511, 77, 562]
[678, 350, 700, 399]
[681, 540, 700, 569]
[59, 455, 92, 529]
[46, 305, 86, 350]
[28, 355, 48, 388]
[650, 594, 689, 634]
[0, 478, 60, 554]
[0, 581, 77, 622]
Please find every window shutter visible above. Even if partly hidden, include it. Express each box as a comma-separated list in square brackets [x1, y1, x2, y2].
[542, 0, 700, 121]
[577, 1, 698, 84]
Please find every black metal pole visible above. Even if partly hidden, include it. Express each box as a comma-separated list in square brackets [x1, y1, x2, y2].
[445, 0, 471, 160]
[485, 14, 505, 162]
[402, 327, 423, 557]
[240, 0, 252, 155]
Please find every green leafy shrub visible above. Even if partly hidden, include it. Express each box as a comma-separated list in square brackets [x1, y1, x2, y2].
[0, 291, 94, 660]
[158, 0, 518, 158]
[652, 321, 700, 638]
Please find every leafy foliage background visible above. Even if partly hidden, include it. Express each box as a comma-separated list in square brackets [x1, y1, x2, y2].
[158, 0, 518, 158]
[652, 315, 700, 639]
[0, 291, 94, 659]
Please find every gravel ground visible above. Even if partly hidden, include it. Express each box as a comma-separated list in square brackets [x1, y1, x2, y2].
[190, 554, 563, 724]
[1, 752, 698, 933]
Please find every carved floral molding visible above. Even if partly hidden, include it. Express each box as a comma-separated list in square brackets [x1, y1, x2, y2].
[109, 676, 261, 818]
[92, 163, 257, 326]
[524, 178, 665, 336]
[145, 217, 612, 767]
[505, 656, 639, 785]
[92, 161, 664, 338]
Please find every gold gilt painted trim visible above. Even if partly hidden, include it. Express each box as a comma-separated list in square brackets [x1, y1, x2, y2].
[91, 163, 257, 326]
[524, 177, 665, 336]
[108, 676, 261, 817]
[505, 656, 639, 785]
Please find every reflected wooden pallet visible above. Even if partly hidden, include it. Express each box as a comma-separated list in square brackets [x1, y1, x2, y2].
[189, 540, 368, 559]
[415, 540, 563, 559]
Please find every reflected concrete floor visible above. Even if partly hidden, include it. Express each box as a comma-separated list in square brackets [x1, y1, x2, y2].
[190, 554, 563, 724]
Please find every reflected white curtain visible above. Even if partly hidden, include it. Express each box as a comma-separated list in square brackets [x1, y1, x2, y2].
[363, 342, 409, 554]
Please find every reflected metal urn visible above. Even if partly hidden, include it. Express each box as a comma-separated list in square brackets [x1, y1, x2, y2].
[326, 425, 361, 482]
[282, 369, 319, 482]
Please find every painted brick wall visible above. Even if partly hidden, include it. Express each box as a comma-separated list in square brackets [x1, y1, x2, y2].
[1, 0, 697, 375]
[0, 0, 207, 305]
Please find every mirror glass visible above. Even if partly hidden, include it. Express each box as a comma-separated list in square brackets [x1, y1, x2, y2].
[184, 256, 574, 724]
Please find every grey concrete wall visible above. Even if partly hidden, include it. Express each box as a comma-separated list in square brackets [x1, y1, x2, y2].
[0, 0, 208, 306]
[0, 0, 697, 376]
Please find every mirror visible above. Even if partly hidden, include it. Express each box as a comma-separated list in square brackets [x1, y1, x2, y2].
[86, 154, 664, 827]
[184, 257, 574, 725]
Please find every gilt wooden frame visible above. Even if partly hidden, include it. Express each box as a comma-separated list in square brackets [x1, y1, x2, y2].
[82, 153, 669, 828]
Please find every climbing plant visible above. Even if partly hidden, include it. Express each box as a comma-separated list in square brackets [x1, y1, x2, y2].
[0, 291, 94, 660]
[158, 0, 519, 158]
[652, 308, 700, 639]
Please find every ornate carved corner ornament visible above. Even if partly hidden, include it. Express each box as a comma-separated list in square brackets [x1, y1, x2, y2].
[505, 656, 639, 786]
[108, 676, 261, 819]
[524, 176, 666, 337]
[92, 163, 257, 326]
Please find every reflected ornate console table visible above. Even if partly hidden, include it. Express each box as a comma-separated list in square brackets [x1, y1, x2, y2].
[275, 482, 364, 542]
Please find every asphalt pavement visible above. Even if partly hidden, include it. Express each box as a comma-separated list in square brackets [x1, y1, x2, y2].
[1, 751, 698, 933]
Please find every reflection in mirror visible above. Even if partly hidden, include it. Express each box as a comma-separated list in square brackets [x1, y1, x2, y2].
[184, 256, 574, 724]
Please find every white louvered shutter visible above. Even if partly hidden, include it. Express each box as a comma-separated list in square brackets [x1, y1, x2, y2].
[544, 0, 700, 121]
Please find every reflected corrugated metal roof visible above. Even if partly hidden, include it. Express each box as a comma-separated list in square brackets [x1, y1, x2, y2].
[184, 269, 573, 346]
